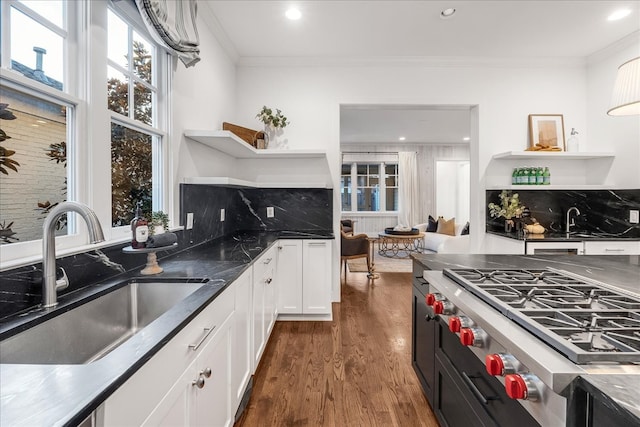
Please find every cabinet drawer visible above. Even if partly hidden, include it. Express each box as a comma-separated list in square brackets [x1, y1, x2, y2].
[583, 240, 640, 255]
[253, 246, 276, 281]
[436, 320, 539, 427]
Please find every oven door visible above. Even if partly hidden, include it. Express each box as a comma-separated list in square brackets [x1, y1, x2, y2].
[525, 241, 584, 255]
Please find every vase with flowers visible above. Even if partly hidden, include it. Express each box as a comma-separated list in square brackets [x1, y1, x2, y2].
[488, 190, 526, 232]
[256, 106, 289, 149]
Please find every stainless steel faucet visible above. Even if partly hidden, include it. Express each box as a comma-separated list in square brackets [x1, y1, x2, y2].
[565, 206, 581, 233]
[42, 201, 105, 308]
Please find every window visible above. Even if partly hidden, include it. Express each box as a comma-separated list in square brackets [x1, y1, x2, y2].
[341, 162, 399, 212]
[1, 0, 76, 251]
[7, 0, 66, 90]
[107, 7, 165, 227]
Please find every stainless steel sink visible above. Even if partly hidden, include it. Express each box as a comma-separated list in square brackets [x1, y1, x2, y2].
[0, 280, 207, 365]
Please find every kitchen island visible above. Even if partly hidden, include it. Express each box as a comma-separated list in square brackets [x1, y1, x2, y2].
[0, 230, 333, 427]
[411, 254, 640, 427]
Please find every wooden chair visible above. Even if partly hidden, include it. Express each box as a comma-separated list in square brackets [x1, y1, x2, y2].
[340, 230, 370, 281]
[340, 219, 355, 235]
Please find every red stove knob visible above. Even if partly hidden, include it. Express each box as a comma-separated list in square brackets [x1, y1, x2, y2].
[425, 293, 438, 306]
[485, 354, 505, 376]
[485, 353, 521, 376]
[433, 300, 455, 315]
[449, 317, 462, 333]
[460, 327, 486, 347]
[504, 373, 541, 401]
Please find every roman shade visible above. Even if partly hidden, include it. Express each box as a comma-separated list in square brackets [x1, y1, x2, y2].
[135, 0, 201, 67]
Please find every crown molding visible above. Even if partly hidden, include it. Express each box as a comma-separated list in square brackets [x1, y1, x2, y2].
[587, 31, 640, 65]
[197, 1, 239, 64]
[236, 55, 586, 69]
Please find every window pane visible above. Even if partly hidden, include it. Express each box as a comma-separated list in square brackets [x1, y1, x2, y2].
[133, 32, 154, 84]
[108, 10, 129, 69]
[0, 85, 69, 244]
[369, 176, 379, 186]
[385, 164, 397, 175]
[341, 164, 351, 175]
[340, 176, 351, 211]
[10, 7, 64, 87]
[356, 164, 367, 175]
[19, 1, 63, 27]
[386, 188, 398, 211]
[133, 82, 152, 125]
[111, 124, 152, 226]
[369, 164, 379, 174]
[386, 175, 396, 186]
[107, 66, 129, 117]
[357, 188, 379, 212]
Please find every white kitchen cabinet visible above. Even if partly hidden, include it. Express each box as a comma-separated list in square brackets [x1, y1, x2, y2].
[302, 240, 332, 314]
[141, 314, 233, 427]
[583, 240, 640, 255]
[252, 246, 277, 372]
[483, 233, 525, 254]
[231, 269, 252, 411]
[277, 240, 303, 314]
[277, 239, 332, 317]
[102, 287, 235, 427]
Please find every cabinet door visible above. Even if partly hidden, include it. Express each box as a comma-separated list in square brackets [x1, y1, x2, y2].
[583, 240, 640, 255]
[277, 240, 303, 314]
[231, 269, 252, 411]
[191, 323, 232, 427]
[252, 266, 266, 372]
[142, 318, 233, 427]
[302, 240, 332, 314]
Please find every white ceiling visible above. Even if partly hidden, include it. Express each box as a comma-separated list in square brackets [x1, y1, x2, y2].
[202, 1, 640, 145]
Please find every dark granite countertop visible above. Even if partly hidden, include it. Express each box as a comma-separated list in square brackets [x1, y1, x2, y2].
[411, 253, 640, 422]
[487, 229, 640, 242]
[0, 230, 333, 427]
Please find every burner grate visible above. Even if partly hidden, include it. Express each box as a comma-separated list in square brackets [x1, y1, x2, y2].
[443, 268, 640, 362]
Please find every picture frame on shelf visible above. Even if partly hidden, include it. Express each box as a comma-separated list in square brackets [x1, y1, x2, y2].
[528, 114, 565, 151]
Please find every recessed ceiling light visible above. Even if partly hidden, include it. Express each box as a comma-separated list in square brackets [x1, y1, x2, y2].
[463, 136, 470, 141]
[399, 136, 406, 141]
[608, 9, 631, 21]
[286, 7, 302, 20]
[440, 8, 456, 19]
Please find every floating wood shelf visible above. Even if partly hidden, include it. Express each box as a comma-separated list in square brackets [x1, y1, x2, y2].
[492, 151, 615, 160]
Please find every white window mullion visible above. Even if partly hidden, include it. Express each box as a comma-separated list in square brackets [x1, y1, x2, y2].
[350, 162, 357, 212]
[380, 162, 386, 212]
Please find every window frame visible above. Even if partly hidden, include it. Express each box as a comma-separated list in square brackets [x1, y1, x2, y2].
[106, 1, 170, 240]
[341, 161, 399, 213]
[0, 0, 173, 269]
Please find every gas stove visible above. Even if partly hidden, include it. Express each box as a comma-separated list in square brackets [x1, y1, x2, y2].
[421, 267, 640, 426]
[443, 268, 640, 363]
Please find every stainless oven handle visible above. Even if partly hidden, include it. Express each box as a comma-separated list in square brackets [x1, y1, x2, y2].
[462, 372, 490, 405]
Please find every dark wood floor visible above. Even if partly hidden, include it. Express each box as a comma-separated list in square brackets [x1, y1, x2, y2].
[235, 270, 440, 427]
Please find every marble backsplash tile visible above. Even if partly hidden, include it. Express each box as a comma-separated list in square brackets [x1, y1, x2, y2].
[486, 189, 640, 237]
[0, 185, 333, 321]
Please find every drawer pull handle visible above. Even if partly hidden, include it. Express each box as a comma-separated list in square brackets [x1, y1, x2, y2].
[461, 372, 497, 405]
[265, 277, 273, 284]
[201, 367, 212, 378]
[604, 248, 625, 252]
[307, 242, 326, 246]
[263, 257, 272, 264]
[192, 376, 205, 388]
[189, 326, 216, 351]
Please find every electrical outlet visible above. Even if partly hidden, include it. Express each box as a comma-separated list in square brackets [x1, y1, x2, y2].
[266, 207, 275, 218]
[630, 210, 639, 224]
[220, 208, 225, 222]
[186, 212, 194, 230]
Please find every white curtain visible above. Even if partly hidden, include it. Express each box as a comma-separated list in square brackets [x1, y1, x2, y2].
[136, 0, 201, 67]
[398, 151, 420, 227]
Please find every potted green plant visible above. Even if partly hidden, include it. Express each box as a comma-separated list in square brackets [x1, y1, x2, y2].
[149, 211, 169, 235]
[256, 106, 289, 148]
[488, 190, 525, 232]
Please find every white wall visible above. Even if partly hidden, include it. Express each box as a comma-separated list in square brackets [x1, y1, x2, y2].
[586, 35, 640, 186]
[170, 7, 239, 224]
